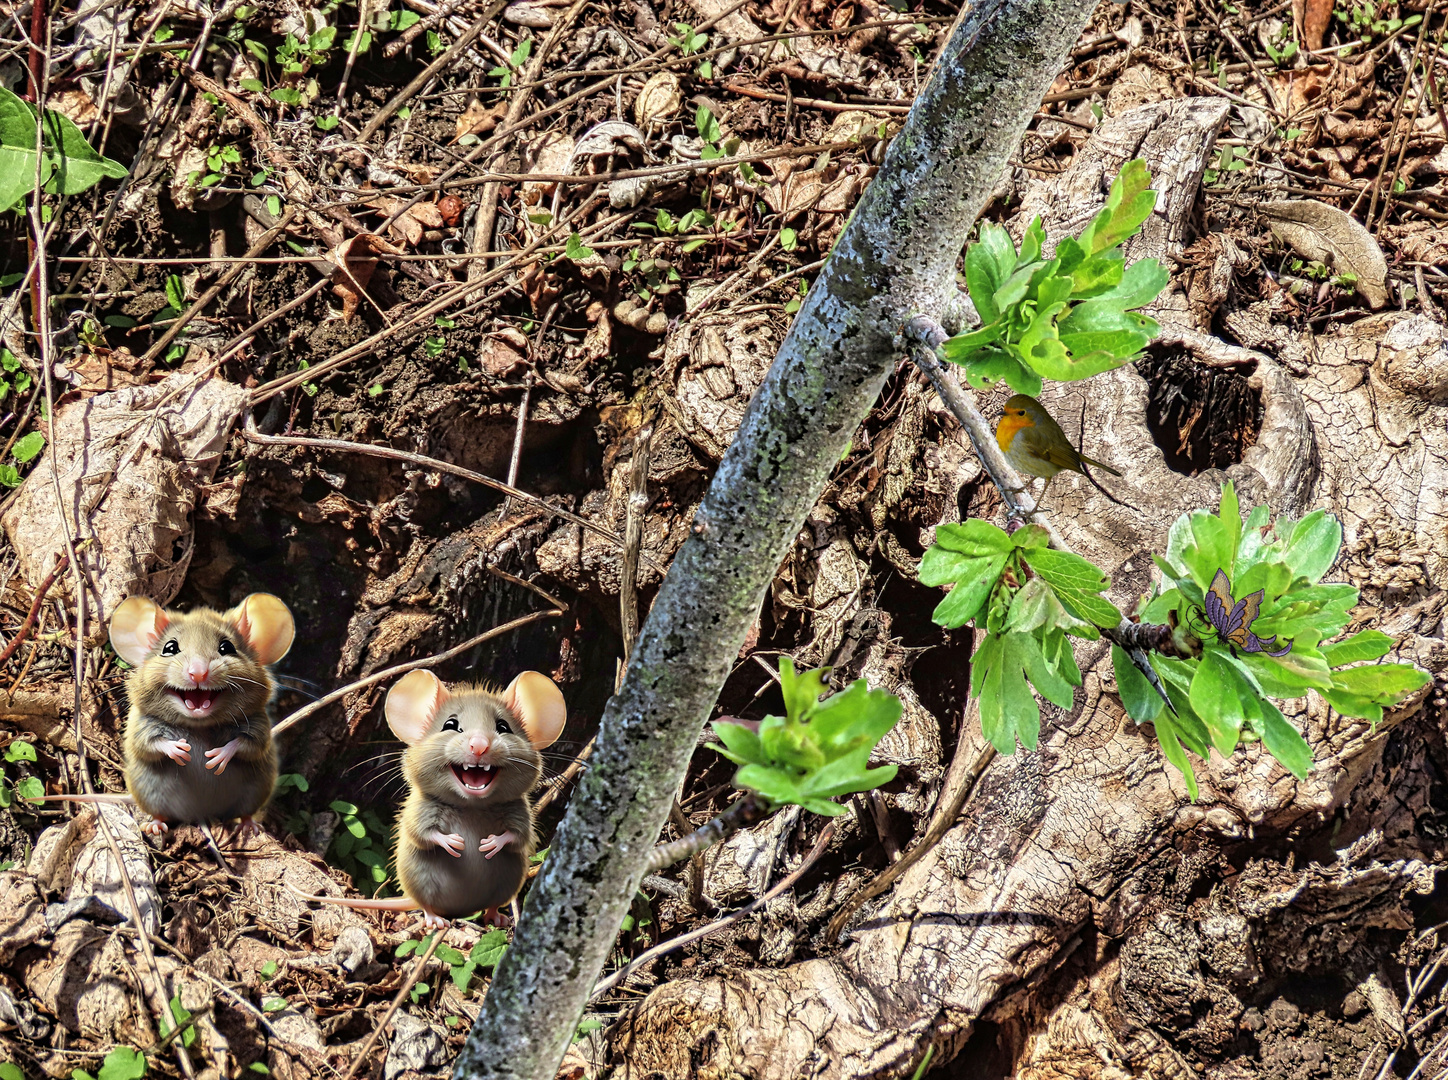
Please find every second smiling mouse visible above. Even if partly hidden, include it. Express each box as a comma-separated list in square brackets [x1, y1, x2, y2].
[295, 669, 566, 928]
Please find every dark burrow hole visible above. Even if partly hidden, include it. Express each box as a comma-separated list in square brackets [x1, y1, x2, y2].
[1136, 351, 1263, 475]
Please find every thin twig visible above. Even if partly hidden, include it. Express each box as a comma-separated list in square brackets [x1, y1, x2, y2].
[643, 793, 769, 875]
[619, 423, 653, 664]
[825, 743, 995, 942]
[591, 819, 836, 1001]
[359, 0, 509, 144]
[0, 553, 69, 668]
[273, 605, 564, 737]
[340, 930, 446, 1080]
[140, 206, 302, 364]
[242, 419, 659, 571]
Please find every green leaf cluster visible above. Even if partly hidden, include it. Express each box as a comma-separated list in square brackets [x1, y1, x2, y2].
[0, 86, 127, 213]
[920, 521, 1120, 753]
[941, 159, 1168, 396]
[72, 1047, 145, 1080]
[1124, 481, 1430, 797]
[709, 658, 902, 816]
[400, 928, 508, 992]
[0, 738, 43, 806]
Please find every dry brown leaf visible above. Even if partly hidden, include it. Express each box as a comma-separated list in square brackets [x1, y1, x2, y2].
[634, 72, 682, 128]
[54, 351, 154, 398]
[522, 131, 575, 201]
[480, 337, 528, 375]
[46, 87, 99, 126]
[0, 370, 246, 620]
[455, 96, 505, 142]
[1262, 200, 1389, 308]
[502, 0, 554, 26]
[329, 233, 400, 320]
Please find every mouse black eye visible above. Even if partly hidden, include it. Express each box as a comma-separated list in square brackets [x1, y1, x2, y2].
[217, 639, 235, 656]
[495, 716, 512, 735]
[441, 717, 461, 732]
[161, 640, 180, 656]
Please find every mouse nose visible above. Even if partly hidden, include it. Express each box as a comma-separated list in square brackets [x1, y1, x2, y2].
[468, 733, 491, 758]
[185, 658, 211, 686]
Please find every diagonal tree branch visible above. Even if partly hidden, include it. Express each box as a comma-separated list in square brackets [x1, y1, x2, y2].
[454, 1, 1102, 1077]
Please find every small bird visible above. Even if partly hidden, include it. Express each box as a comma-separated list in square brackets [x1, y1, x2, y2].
[995, 394, 1133, 509]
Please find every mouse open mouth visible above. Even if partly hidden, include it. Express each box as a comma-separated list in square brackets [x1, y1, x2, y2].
[169, 688, 224, 715]
[451, 763, 497, 794]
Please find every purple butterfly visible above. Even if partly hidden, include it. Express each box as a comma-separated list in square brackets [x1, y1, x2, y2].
[1202, 569, 1291, 656]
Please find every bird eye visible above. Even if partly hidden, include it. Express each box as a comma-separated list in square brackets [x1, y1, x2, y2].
[217, 639, 235, 656]
[441, 717, 461, 732]
[161, 640, 180, 656]
[495, 716, 512, 736]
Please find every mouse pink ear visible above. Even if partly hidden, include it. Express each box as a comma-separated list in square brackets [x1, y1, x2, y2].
[110, 596, 168, 667]
[503, 672, 566, 749]
[386, 670, 449, 744]
[228, 594, 296, 666]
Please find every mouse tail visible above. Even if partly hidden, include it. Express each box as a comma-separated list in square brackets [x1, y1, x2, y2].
[288, 884, 422, 912]
[39, 793, 135, 804]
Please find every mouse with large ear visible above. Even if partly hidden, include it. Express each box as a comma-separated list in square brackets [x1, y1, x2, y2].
[293, 669, 566, 930]
[49, 593, 295, 837]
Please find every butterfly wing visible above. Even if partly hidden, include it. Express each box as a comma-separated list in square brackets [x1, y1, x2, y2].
[1203, 570, 1235, 638]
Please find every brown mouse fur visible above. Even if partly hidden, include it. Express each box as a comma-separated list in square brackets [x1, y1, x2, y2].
[293, 669, 566, 930]
[109, 593, 294, 836]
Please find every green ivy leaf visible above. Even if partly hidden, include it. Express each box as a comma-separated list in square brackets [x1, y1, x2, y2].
[470, 928, 509, 968]
[16, 776, 43, 801]
[1281, 510, 1342, 583]
[1255, 698, 1312, 779]
[1321, 630, 1394, 666]
[1020, 547, 1120, 627]
[973, 632, 1053, 752]
[94, 1047, 146, 1080]
[1189, 648, 1250, 756]
[11, 431, 43, 462]
[1112, 644, 1163, 722]
[709, 717, 765, 766]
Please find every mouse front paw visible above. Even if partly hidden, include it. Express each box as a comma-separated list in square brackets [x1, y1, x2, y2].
[478, 830, 517, 859]
[157, 739, 191, 765]
[204, 738, 242, 774]
[427, 831, 466, 857]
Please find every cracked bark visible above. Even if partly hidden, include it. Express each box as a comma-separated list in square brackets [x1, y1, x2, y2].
[453, 1, 1101, 1076]
[599, 101, 1448, 1078]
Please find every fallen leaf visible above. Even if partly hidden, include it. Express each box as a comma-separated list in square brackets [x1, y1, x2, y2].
[523, 131, 575, 201]
[634, 72, 681, 128]
[53, 352, 153, 397]
[46, 88, 99, 126]
[480, 337, 528, 375]
[329, 233, 401, 320]
[455, 96, 505, 142]
[0, 371, 247, 617]
[503, 0, 553, 25]
[1261, 199, 1389, 308]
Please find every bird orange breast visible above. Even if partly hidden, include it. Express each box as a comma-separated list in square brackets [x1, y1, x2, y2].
[996, 413, 1033, 452]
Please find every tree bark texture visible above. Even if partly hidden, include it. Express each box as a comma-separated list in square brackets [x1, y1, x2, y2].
[599, 101, 1448, 1077]
[455, 1, 1102, 1076]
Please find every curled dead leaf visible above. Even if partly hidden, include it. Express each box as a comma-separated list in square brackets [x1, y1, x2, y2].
[523, 131, 575, 201]
[634, 71, 682, 128]
[1261, 199, 1389, 308]
[503, 0, 554, 25]
[329, 233, 401, 321]
[456, 96, 505, 142]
